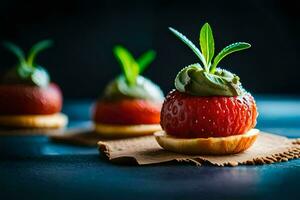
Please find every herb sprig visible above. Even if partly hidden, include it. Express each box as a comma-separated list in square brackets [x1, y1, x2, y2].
[169, 23, 251, 74]
[3, 40, 53, 87]
[113, 45, 156, 86]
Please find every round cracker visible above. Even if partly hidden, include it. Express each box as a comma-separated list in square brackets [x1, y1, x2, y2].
[94, 123, 162, 138]
[0, 113, 68, 129]
[155, 129, 259, 155]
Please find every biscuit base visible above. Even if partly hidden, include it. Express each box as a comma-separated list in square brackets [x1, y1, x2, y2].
[155, 129, 259, 155]
[94, 123, 162, 138]
[0, 113, 68, 129]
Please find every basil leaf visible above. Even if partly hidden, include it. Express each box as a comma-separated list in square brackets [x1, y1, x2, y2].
[27, 40, 53, 67]
[3, 41, 26, 66]
[137, 50, 156, 74]
[211, 42, 251, 73]
[169, 27, 208, 70]
[113, 45, 138, 86]
[200, 23, 214, 66]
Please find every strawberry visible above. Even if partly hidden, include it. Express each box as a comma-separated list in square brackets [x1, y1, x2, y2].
[93, 99, 161, 125]
[160, 90, 258, 138]
[0, 83, 62, 115]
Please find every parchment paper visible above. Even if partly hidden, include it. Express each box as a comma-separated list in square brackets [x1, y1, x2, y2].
[98, 132, 300, 166]
[50, 128, 300, 166]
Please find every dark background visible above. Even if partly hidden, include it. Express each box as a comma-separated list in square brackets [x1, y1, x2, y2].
[0, 0, 299, 98]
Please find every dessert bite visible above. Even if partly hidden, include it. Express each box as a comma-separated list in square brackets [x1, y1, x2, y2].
[93, 46, 164, 138]
[0, 40, 68, 132]
[155, 23, 258, 155]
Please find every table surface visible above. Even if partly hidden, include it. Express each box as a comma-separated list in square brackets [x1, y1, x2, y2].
[1, 96, 300, 200]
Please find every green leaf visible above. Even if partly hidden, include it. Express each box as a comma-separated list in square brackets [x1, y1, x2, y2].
[17, 65, 33, 78]
[27, 40, 53, 67]
[3, 41, 26, 66]
[137, 50, 156, 74]
[169, 27, 208, 71]
[210, 42, 251, 73]
[113, 45, 139, 86]
[2, 41, 51, 87]
[200, 23, 214, 66]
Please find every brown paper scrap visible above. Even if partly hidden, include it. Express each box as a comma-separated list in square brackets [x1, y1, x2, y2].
[50, 127, 102, 146]
[98, 132, 300, 166]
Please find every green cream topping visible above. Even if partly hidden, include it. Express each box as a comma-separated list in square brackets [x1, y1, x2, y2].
[1, 40, 53, 87]
[101, 45, 163, 101]
[175, 64, 243, 96]
[2, 65, 50, 87]
[102, 75, 164, 101]
[170, 23, 251, 96]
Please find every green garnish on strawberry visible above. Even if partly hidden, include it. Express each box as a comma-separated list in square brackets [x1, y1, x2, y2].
[1, 40, 53, 87]
[101, 45, 164, 101]
[159, 23, 258, 139]
[169, 23, 251, 96]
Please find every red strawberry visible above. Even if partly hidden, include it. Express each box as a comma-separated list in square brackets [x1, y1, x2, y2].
[0, 83, 62, 115]
[160, 90, 258, 138]
[93, 99, 161, 125]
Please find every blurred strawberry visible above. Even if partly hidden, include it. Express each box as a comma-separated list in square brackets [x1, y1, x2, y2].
[93, 99, 161, 125]
[0, 83, 62, 115]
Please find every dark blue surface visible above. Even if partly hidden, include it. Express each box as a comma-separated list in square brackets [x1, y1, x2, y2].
[1, 96, 300, 200]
